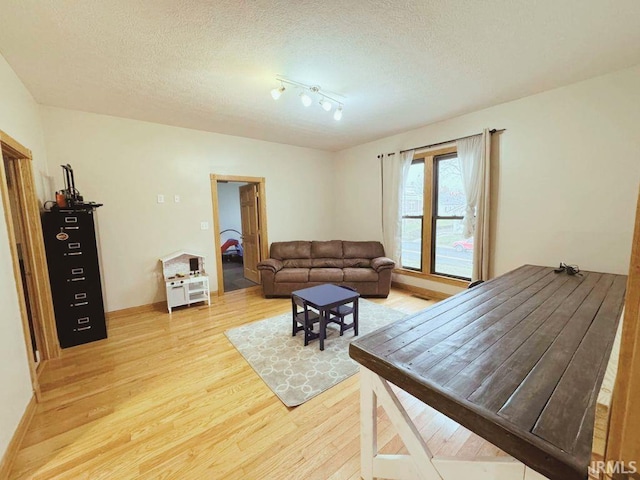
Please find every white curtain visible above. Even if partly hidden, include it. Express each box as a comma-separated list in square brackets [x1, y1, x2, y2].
[457, 129, 491, 281]
[382, 150, 414, 264]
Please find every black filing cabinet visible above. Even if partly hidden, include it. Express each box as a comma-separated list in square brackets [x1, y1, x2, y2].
[42, 208, 107, 348]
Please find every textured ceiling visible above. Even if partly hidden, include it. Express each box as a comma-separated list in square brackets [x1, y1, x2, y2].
[1, 1, 639, 151]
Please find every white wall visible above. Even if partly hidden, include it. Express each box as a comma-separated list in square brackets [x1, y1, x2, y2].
[40, 107, 336, 311]
[217, 182, 244, 241]
[334, 65, 640, 294]
[0, 53, 49, 462]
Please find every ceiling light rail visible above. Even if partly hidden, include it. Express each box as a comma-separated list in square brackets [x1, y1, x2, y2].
[398, 128, 507, 154]
[271, 77, 345, 121]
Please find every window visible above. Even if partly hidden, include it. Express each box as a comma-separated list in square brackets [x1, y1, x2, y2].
[401, 160, 424, 270]
[401, 147, 473, 282]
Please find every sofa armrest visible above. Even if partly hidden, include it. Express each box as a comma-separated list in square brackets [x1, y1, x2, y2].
[371, 257, 395, 272]
[257, 258, 283, 273]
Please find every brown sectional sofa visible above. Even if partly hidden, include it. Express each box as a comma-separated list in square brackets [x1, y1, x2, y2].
[257, 240, 395, 298]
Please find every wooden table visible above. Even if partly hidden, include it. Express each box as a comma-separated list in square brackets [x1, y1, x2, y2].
[292, 283, 360, 351]
[349, 265, 627, 480]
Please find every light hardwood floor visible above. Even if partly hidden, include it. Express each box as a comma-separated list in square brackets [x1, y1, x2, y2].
[10, 286, 506, 479]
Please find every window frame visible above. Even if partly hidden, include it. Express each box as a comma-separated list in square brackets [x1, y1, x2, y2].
[431, 153, 470, 281]
[400, 158, 425, 272]
[397, 146, 470, 287]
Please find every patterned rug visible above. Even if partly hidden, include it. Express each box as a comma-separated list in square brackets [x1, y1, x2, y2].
[224, 299, 406, 407]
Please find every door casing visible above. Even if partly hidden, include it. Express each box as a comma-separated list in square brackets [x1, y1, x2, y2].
[0, 129, 61, 400]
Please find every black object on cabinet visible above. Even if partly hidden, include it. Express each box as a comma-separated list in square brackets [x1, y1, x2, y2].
[42, 208, 107, 348]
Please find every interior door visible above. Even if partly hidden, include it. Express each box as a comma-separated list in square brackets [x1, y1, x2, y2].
[239, 183, 260, 284]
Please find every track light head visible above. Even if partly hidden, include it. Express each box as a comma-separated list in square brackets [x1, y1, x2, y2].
[320, 98, 332, 112]
[333, 105, 343, 121]
[300, 91, 312, 107]
[271, 85, 285, 100]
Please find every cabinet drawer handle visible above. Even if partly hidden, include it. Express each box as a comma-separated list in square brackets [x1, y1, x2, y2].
[70, 277, 86, 282]
[67, 252, 82, 256]
[64, 226, 79, 230]
[68, 243, 81, 249]
[65, 217, 78, 223]
[76, 326, 91, 331]
[75, 293, 87, 300]
[71, 268, 84, 275]
[73, 301, 89, 307]
[172, 286, 183, 289]
[78, 317, 90, 324]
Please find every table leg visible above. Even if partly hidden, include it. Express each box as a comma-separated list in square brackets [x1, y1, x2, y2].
[361, 367, 377, 480]
[354, 297, 359, 336]
[362, 368, 445, 480]
[291, 297, 296, 337]
[320, 308, 326, 351]
[360, 367, 530, 480]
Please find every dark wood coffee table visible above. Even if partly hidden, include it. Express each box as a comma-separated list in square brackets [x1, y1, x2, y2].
[292, 284, 360, 351]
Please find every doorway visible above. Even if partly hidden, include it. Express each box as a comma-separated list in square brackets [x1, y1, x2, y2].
[0, 130, 61, 399]
[2, 154, 41, 365]
[210, 175, 268, 295]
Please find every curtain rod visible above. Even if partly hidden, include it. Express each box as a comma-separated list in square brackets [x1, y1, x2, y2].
[396, 128, 505, 155]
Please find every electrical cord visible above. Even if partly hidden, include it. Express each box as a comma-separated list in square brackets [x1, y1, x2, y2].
[554, 262, 582, 276]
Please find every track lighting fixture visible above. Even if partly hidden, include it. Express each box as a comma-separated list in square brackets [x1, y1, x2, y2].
[270, 77, 345, 121]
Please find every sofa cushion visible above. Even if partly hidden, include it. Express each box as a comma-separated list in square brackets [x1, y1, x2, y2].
[271, 241, 311, 260]
[274, 268, 309, 283]
[311, 258, 344, 268]
[309, 268, 344, 282]
[311, 240, 343, 258]
[283, 258, 313, 268]
[343, 258, 372, 268]
[343, 241, 385, 259]
[343, 267, 379, 282]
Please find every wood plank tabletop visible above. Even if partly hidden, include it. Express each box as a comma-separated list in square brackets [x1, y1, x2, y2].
[349, 265, 627, 480]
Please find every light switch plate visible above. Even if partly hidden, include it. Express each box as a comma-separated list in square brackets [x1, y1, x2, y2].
[200, 221, 209, 230]
[157, 194, 165, 203]
[174, 195, 180, 203]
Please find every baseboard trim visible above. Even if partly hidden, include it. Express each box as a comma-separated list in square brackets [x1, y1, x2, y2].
[0, 395, 36, 478]
[223, 285, 262, 295]
[105, 301, 166, 319]
[105, 291, 222, 319]
[392, 281, 452, 301]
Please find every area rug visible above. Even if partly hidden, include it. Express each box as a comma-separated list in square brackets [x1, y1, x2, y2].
[224, 299, 406, 407]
